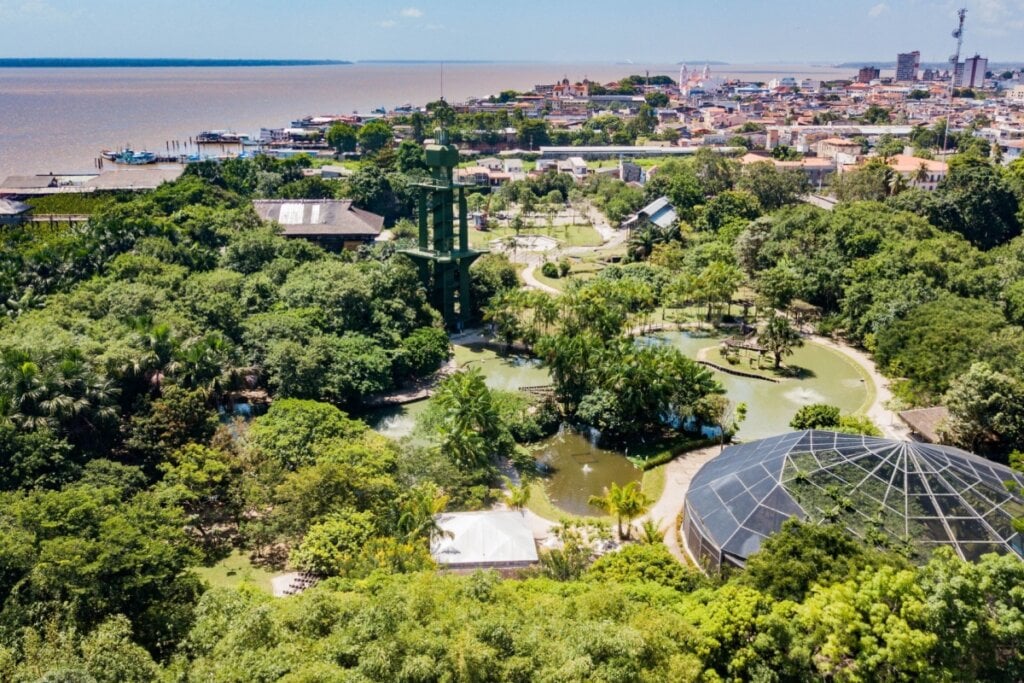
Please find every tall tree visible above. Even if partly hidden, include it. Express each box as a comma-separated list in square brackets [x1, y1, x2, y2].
[325, 122, 357, 154]
[357, 120, 394, 155]
[758, 314, 803, 369]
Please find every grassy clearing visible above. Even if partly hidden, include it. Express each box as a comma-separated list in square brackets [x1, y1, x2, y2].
[470, 223, 602, 250]
[533, 260, 604, 292]
[640, 464, 667, 503]
[585, 156, 679, 171]
[458, 159, 537, 172]
[702, 346, 801, 380]
[193, 550, 276, 593]
[27, 193, 118, 215]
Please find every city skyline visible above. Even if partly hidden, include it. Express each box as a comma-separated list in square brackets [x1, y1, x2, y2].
[1, 0, 1023, 64]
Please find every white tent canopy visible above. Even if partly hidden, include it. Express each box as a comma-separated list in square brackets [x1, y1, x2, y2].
[431, 511, 539, 569]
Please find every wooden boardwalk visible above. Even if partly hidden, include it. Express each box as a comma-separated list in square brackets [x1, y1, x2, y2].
[696, 359, 780, 383]
[520, 384, 555, 398]
[28, 214, 90, 226]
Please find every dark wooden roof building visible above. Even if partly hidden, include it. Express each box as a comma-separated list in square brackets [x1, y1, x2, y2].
[898, 406, 950, 444]
[252, 199, 384, 251]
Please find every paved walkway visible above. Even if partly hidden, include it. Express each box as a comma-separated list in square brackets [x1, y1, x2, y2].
[520, 263, 561, 295]
[511, 201, 628, 296]
[640, 445, 720, 563]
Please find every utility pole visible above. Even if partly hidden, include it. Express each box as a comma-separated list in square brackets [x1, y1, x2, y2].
[943, 8, 966, 154]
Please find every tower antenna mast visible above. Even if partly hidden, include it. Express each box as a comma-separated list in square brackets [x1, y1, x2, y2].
[943, 8, 966, 153]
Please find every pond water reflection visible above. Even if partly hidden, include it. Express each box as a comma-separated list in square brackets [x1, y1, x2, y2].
[649, 331, 869, 440]
[369, 335, 870, 515]
[534, 425, 643, 516]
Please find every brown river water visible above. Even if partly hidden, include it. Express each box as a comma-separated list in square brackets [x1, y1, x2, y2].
[0, 62, 852, 178]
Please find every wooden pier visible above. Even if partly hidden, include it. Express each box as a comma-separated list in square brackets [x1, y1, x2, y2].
[28, 214, 90, 227]
[696, 360, 780, 383]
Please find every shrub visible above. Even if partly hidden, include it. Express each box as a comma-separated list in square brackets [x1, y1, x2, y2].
[541, 261, 560, 278]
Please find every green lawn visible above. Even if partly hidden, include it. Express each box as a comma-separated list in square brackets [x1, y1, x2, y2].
[458, 159, 537, 172]
[586, 156, 679, 171]
[469, 223, 602, 250]
[640, 464, 667, 503]
[27, 193, 118, 215]
[309, 157, 363, 171]
[702, 346, 800, 380]
[193, 550, 277, 593]
[533, 259, 605, 291]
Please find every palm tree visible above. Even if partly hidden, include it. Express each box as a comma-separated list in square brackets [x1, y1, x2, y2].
[885, 168, 907, 197]
[432, 369, 499, 470]
[397, 483, 452, 545]
[501, 235, 519, 263]
[627, 225, 658, 261]
[1, 352, 49, 429]
[637, 519, 665, 544]
[913, 162, 930, 187]
[757, 314, 804, 369]
[503, 478, 531, 514]
[616, 482, 652, 540]
[122, 319, 181, 391]
[176, 332, 244, 399]
[589, 481, 651, 539]
[532, 293, 560, 335]
[0, 348, 117, 434]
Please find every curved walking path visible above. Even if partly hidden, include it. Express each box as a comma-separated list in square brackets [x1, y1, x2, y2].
[520, 263, 561, 295]
[641, 445, 720, 564]
[810, 335, 909, 440]
[512, 201, 627, 296]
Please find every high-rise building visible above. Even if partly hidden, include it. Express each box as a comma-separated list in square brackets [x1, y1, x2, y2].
[857, 66, 880, 83]
[953, 62, 965, 86]
[960, 55, 988, 88]
[896, 51, 921, 81]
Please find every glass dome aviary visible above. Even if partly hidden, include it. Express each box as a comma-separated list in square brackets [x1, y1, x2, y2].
[683, 430, 1024, 571]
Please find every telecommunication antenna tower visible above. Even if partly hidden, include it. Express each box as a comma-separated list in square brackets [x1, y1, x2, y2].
[943, 8, 967, 153]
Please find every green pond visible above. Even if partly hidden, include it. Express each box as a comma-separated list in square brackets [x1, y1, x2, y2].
[648, 331, 870, 440]
[369, 334, 869, 516]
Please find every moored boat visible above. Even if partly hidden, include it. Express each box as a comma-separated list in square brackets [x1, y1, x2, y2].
[115, 149, 158, 164]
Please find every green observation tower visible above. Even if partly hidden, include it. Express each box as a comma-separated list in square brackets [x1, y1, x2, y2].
[400, 130, 485, 330]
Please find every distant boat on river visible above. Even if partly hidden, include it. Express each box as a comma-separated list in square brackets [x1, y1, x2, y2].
[112, 149, 157, 164]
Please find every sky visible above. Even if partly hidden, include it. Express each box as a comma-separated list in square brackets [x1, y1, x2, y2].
[0, 0, 1022, 64]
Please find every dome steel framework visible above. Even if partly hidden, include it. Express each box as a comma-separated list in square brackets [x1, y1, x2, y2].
[683, 430, 1024, 570]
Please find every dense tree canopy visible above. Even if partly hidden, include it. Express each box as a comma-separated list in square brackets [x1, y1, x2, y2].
[2, 122, 1024, 682]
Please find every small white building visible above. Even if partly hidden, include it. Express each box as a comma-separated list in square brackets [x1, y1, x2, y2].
[431, 511, 539, 571]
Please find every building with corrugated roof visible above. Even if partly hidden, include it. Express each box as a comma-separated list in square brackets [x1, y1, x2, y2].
[431, 510, 539, 571]
[252, 199, 384, 251]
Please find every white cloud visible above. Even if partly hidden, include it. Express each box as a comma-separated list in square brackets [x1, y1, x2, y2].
[378, 19, 397, 28]
[3, 0, 74, 21]
[969, 0, 1024, 35]
[868, 3, 890, 18]
[399, 7, 424, 18]
[425, 22, 445, 30]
